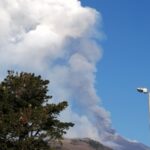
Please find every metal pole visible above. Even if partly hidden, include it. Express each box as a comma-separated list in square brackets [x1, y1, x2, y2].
[148, 92, 150, 124]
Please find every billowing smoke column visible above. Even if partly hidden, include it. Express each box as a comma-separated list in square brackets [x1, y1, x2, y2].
[0, 0, 116, 146]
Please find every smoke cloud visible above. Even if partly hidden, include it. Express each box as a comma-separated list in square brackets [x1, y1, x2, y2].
[0, 0, 120, 148]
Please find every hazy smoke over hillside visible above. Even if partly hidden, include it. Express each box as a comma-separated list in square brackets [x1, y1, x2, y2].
[0, 0, 118, 147]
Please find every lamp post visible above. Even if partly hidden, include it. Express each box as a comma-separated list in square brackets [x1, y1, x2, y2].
[137, 87, 150, 123]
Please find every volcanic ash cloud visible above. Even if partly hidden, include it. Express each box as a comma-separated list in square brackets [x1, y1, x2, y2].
[0, 0, 116, 145]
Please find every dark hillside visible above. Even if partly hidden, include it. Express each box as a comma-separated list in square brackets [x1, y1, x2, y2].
[51, 138, 113, 150]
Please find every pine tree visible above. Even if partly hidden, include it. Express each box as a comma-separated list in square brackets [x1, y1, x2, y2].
[0, 71, 74, 150]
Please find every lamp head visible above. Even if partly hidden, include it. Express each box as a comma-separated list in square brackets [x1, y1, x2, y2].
[137, 88, 148, 94]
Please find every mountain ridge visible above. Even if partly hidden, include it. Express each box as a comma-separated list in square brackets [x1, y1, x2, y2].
[50, 138, 113, 150]
[50, 137, 150, 150]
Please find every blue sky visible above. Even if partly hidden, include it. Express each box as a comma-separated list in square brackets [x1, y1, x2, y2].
[82, 0, 150, 146]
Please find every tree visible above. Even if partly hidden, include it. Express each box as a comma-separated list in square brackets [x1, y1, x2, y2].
[0, 71, 74, 150]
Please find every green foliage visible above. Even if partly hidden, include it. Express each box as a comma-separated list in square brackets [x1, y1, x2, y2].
[0, 71, 74, 150]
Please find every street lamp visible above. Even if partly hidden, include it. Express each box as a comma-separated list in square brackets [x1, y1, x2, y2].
[137, 88, 149, 94]
[137, 87, 150, 123]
